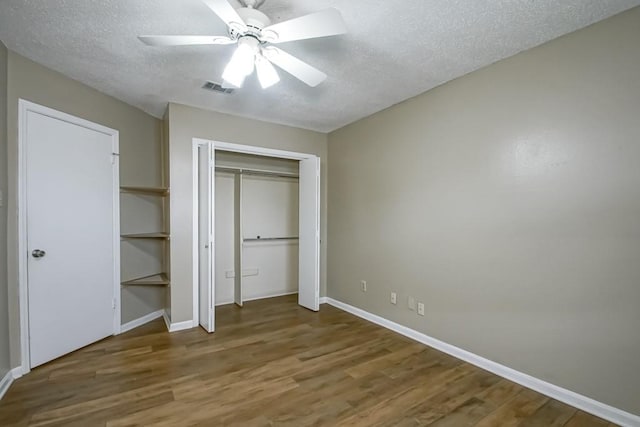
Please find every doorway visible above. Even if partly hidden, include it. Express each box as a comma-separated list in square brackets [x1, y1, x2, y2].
[193, 140, 320, 333]
[18, 100, 120, 371]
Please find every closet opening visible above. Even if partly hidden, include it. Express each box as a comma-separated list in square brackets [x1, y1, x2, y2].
[193, 140, 320, 333]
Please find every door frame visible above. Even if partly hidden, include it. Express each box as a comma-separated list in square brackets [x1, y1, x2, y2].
[17, 99, 121, 374]
[191, 139, 320, 325]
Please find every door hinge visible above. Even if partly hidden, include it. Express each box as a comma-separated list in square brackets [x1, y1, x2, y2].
[111, 152, 120, 164]
[112, 298, 117, 309]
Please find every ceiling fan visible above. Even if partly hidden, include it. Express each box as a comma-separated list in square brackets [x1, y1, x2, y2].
[139, 0, 347, 89]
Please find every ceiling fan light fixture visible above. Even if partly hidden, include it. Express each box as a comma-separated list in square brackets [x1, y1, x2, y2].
[256, 54, 280, 89]
[222, 37, 258, 87]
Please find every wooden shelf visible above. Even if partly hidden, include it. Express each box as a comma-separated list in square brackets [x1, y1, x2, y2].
[120, 186, 169, 196]
[121, 232, 169, 240]
[122, 273, 169, 287]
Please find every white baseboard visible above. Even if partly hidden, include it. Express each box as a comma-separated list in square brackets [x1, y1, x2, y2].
[120, 309, 164, 334]
[11, 367, 25, 380]
[215, 291, 300, 307]
[244, 291, 298, 303]
[0, 367, 24, 400]
[0, 370, 13, 400]
[319, 296, 328, 304]
[325, 298, 640, 427]
[163, 311, 196, 333]
[215, 299, 233, 307]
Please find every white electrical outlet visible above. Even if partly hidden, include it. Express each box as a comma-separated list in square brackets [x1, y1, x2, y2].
[390, 292, 397, 305]
[361, 280, 367, 292]
[417, 302, 425, 316]
[408, 296, 416, 311]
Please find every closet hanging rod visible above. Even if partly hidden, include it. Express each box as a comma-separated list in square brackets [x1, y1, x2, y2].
[243, 237, 299, 242]
[215, 166, 299, 179]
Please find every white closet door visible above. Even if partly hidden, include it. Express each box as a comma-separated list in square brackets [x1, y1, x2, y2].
[298, 156, 320, 311]
[198, 145, 214, 332]
[234, 174, 243, 307]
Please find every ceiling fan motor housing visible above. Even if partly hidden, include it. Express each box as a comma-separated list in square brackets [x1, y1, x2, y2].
[231, 7, 272, 40]
[238, 0, 266, 8]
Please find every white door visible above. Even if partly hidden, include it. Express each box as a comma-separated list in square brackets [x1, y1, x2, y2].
[233, 174, 243, 307]
[298, 156, 320, 311]
[25, 106, 118, 368]
[198, 145, 214, 332]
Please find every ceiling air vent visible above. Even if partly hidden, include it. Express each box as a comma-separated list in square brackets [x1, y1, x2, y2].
[202, 81, 235, 94]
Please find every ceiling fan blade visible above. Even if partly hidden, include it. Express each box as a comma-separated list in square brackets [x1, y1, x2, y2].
[261, 8, 347, 44]
[138, 35, 235, 46]
[263, 47, 326, 87]
[201, 0, 247, 32]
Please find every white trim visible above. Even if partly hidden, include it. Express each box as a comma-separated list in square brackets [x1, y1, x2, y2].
[162, 311, 196, 333]
[215, 291, 303, 306]
[208, 143, 215, 331]
[243, 291, 298, 303]
[0, 370, 14, 400]
[11, 366, 25, 379]
[0, 367, 25, 401]
[319, 296, 328, 304]
[18, 99, 120, 374]
[191, 139, 202, 325]
[211, 140, 317, 161]
[112, 135, 121, 335]
[191, 138, 321, 328]
[215, 300, 234, 307]
[325, 298, 640, 427]
[169, 320, 196, 332]
[120, 310, 165, 333]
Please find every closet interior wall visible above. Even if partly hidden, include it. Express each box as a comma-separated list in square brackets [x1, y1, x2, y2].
[215, 151, 299, 306]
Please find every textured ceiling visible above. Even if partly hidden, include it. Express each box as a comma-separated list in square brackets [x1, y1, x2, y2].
[1, 0, 638, 132]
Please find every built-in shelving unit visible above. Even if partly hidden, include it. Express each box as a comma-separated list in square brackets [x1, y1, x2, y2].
[120, 185, 170, 288]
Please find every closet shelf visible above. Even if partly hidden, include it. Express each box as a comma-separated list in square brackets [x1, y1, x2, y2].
[243, 237, 299, 242]
[215, 166, 299, 179]
[122, 273, 169, 287]
[121, 232, 170, 240]
[120, 186, 169, 196]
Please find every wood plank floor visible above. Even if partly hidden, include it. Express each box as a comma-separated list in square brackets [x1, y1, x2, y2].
[0, 295, 617, 426]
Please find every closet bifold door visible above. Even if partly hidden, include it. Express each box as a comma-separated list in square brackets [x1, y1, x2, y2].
[298, 156, 320, 311]
[197, 144, 214, 332]
[234, 173, 243, 307]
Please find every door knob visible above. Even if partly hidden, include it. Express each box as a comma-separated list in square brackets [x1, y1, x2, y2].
[32, 249, 46, 258]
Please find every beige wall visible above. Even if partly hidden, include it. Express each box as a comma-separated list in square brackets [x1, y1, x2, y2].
[5, 52, 165, 366]
[0, 41, 10, 379]
[167, 103, 327, 323]
[328, 7, 640, 416]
